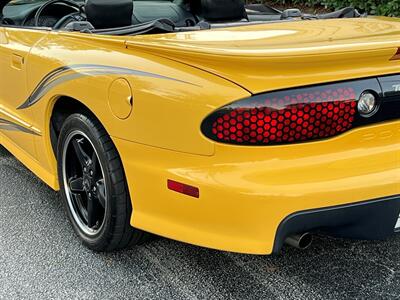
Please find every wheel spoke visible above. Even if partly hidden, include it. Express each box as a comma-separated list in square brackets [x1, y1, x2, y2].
[96, 179, 106, 208]
[91, 151, 98, 178]
[73, 193, 88, 223]
[72, 138, 91, 167]
[87, 197, 96, 228]
[69, 177, 84, 193]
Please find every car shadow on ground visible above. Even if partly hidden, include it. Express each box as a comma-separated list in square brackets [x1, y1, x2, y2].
[0, 145, 399, 299]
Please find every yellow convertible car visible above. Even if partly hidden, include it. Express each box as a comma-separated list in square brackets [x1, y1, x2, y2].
[0, 0, 399, 254]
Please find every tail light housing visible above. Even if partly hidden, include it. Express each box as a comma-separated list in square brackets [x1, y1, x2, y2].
[201, 78, 393, 146]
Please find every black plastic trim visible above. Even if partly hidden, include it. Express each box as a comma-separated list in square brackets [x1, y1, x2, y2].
[273, 194, 400, 254]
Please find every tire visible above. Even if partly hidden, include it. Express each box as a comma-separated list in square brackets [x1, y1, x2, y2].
[57, 113, 147, 251]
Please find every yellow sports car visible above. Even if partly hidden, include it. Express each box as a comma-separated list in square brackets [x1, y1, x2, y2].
[0, 0, 399, 254]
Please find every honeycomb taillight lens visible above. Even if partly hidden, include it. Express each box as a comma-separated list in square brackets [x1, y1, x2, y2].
[201, 81, 377, 146]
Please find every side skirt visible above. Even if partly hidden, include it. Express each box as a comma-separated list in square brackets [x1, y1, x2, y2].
[0, 132, 59, 190]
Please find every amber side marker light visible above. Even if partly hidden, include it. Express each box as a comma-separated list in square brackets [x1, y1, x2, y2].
[167, 180, 200, 198]
[391, 48, 400, 60]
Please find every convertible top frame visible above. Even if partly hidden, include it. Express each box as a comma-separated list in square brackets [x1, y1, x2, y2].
[1, 0, 365, 36]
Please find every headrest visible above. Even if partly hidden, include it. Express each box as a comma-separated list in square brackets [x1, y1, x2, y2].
[191, 0, 247, 22]
[85, 0, 133, 29]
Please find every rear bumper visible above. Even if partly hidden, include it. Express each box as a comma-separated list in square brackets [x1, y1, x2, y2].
[113, 120, 400, 255]
[273, 194, 400, 254]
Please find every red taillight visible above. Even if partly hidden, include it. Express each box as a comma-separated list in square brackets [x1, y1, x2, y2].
[201, 83, 365, 145]
[167, 180, 199, 198]
[209, 88, 356, 145]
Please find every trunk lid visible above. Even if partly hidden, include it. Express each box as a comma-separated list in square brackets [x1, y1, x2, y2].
[125, 17, 400, 94]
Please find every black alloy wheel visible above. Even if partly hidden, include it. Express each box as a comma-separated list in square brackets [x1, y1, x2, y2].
[57, 113, 148, 251]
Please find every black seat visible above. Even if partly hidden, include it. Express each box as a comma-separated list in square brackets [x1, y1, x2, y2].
[131, 1, 196, 27]
[85, 0, 133, 29]
[0, 0, 10, 23]
[190, 0, 247, 22]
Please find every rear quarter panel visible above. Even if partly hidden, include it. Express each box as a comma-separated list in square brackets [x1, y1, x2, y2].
[25, 32, 250, 183]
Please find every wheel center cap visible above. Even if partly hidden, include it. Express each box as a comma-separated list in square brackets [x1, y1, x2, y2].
[83, 178, 91, 191]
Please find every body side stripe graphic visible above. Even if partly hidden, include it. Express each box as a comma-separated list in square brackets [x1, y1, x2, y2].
[0, 118, 41, 136]
[18, 64, 199, 109]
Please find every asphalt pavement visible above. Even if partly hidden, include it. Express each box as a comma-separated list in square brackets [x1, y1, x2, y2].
[1, 145, 400, 300]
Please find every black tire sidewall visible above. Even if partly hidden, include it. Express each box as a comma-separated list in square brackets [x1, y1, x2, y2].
[57, 114, 122, 250]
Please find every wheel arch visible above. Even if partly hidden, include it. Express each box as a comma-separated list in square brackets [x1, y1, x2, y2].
[49, 96, 98, 155]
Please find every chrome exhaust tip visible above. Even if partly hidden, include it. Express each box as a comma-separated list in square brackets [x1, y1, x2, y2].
[285, 233, 313, 250]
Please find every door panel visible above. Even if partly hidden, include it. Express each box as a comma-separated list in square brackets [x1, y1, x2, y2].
[0, 27, 48, 158]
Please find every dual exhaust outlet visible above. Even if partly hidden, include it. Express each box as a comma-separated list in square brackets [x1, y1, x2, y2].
[284, 233, 313, 250]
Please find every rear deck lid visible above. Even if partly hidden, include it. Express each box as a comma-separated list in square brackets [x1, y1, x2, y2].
[126, 17, 400, 94]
